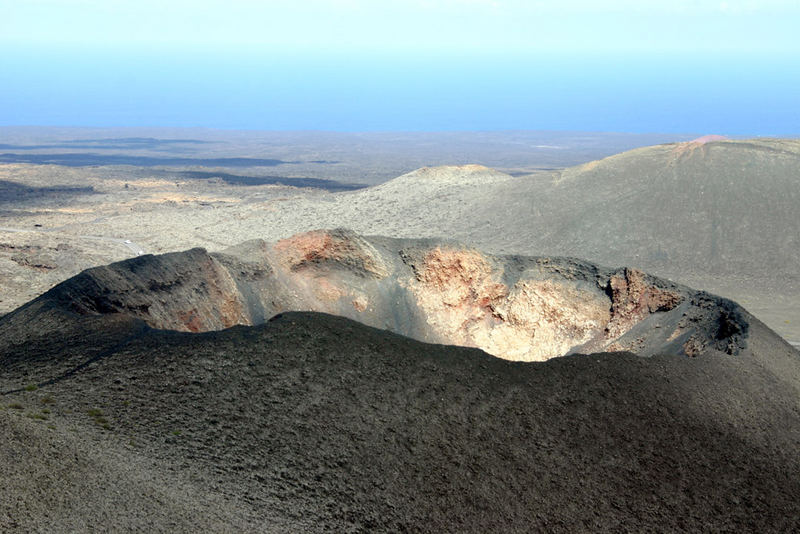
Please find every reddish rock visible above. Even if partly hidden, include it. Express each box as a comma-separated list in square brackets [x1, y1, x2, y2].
[605, 268, 683, 339]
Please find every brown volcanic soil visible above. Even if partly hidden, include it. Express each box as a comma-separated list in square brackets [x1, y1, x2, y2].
[1, 311, 799, 532]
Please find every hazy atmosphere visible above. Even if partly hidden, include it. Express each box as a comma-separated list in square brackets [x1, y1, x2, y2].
[2, 0, 800, 133]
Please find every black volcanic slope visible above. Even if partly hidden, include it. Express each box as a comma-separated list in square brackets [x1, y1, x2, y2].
[0, 233, 798, 531]
[1, 311, 799, 531]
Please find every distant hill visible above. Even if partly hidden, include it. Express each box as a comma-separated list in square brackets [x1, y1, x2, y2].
[468, 138, 800, 339]
[480, 138, 800, 286]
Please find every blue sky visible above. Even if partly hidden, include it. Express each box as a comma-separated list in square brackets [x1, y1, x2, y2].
[2, 0, 799, 133]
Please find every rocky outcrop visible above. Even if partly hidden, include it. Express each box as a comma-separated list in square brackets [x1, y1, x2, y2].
[605, 268, 683, 338]
[48, 248, 253, 333]
[400, 247, 612, 361]
[0, 229, 750, 361]
[273, 229, 389, 279]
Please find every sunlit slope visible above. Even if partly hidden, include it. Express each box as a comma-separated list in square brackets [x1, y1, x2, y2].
[483, 139, 800, 283]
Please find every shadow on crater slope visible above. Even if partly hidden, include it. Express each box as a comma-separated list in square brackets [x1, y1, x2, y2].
[0, 179, 95, 203]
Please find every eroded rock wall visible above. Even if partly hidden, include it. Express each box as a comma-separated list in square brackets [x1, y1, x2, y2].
[48, 248, 253, 333]
[399, 247, 613, 361]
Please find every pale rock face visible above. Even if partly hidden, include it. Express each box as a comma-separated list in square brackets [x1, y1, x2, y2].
[403, 247, 613, 361]
[486, 280, 611, 361]
[404, 246, 508, 352]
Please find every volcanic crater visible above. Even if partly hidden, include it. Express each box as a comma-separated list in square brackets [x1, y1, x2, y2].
[0, 229, 748, 362]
